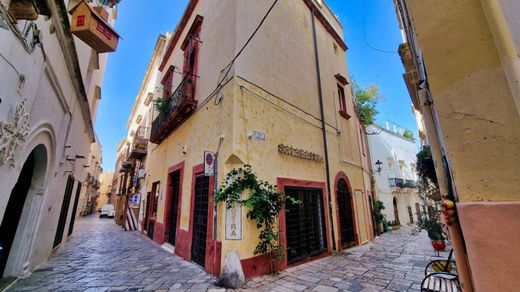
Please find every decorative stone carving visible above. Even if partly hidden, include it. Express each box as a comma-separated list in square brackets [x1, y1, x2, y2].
[0, 98, 30, 167]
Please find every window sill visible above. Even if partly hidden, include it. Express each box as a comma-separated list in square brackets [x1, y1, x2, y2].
[339, 110, 351, 120]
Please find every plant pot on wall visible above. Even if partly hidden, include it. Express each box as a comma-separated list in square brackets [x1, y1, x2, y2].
[69, 0, 120, 53]
[181, 80, 194, 99]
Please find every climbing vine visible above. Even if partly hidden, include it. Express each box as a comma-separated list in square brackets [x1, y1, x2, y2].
[215, 165, 299, 272]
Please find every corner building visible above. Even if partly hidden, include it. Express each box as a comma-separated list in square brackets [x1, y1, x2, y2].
[143, 0, 374, 278]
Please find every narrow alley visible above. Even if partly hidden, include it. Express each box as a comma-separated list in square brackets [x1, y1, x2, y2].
[8, 216, 447, 292]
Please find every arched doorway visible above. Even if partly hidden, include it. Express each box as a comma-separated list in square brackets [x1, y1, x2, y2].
[0, 145, 47, 278]
[336, 178, 356, 248]
[393, 197, 400, 225]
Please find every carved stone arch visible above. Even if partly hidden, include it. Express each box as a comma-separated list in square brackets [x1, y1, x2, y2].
[2, 122, 56, 277]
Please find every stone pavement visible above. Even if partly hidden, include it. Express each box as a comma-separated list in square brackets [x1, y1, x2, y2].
[8, 215, 218, 292]
[242, 228, 451, 292]
[8, 215, 449, 292]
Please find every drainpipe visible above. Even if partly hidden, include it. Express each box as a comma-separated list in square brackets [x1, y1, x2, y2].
[311, 9, 336, 251]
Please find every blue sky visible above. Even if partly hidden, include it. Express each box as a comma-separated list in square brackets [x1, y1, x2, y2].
[95, 0, 417, 171]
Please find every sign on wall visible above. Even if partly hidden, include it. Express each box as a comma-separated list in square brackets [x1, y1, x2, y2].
[204, 151, 215, 176]
[226, 203, 242, 240]
[252, 130, 265, 141]
[277, 144, 324, 162]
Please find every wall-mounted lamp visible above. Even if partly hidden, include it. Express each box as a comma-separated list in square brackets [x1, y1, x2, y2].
[375, 160, 383, 174]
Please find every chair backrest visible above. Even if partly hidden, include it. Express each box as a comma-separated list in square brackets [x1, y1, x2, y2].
[421, 272, 461, 292]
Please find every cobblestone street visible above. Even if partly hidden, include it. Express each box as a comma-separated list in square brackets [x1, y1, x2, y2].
[8, 216, 448, 292]
[243, 229, 449, 292]
[8, 216, 217, 292]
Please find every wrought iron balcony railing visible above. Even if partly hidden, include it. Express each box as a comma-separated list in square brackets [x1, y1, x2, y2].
[389, 177, 418, 189]
[150, 76, 198, 144]
[130, 125, 149, 160]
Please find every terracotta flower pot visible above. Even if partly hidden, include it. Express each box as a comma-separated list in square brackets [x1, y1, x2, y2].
[431, 239, 446, 251]
[392, 226, 398, 230]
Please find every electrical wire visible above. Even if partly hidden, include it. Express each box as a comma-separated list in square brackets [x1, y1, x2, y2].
[219, 0, 279, 84]
[211, 0, 279, 105]
[361, 0, 397, 55]
[239, 76, 339, 131]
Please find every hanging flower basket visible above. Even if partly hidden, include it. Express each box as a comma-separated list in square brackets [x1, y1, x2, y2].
[101, 0, 122, 8]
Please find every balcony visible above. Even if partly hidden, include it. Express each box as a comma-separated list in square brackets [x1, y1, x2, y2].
[130, 126, 149, 160]
[389, 177, 418, 189]
[150, 76, 198, 144]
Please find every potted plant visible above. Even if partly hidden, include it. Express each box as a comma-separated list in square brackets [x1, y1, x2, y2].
[181, 77, 194, 99]
[153, 97, 169, 118]
[373, 200, 385, 234]
[414, 216, 446, 251]
[383, 218, 392, 232]
[392, 221, 399, 230]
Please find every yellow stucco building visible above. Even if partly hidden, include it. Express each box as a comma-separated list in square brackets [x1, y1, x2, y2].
[127, 0, 375, 277]
[395, 0, 520, 291]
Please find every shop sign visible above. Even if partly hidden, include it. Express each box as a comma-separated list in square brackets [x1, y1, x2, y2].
[252, 130, 265, 141]
[204, 151, 215, 176]
[278, 144, 324, 162]
[226, 203, 242, 240]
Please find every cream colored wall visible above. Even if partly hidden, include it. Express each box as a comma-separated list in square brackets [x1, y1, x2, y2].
[148, 77, 371, 259]
[408, 0, 520, 202]
[97, 171, 113, 207]
[145, 0, 372, 262]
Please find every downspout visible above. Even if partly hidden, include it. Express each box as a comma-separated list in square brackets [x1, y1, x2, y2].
[311, 9, 336, 251]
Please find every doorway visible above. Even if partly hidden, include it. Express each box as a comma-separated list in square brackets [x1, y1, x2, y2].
[53, 176, 75, 248]
[0, 153, 35, 277]
[191, 174, 210, 268]
[336, 179, 356, 248]
[285, 187, 328, 264]
[393, 197, 400, 224]
[0, 145, 47, 278]
[68, 181, 83, 237]
[167, 171, 181, 246]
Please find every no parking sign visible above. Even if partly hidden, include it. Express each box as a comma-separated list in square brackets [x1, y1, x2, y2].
[204, 151, 215, 176]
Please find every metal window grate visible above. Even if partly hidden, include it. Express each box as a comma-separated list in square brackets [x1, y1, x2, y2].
[167, 171, 181, 245]
[285, 187, 328, 264]
[191, 174, 210, 268]
[337, 179, 356, 248]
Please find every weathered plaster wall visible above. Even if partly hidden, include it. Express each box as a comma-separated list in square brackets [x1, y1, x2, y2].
[406, 0, 520, 290]
[144, 0, 372, 274]
[408, 0, 520, 202]
[0, 1, 110, 277]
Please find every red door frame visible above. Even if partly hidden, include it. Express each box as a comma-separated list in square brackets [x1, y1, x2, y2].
[188, 163, 220, 275]
[277, 177, 332, 270]
[162, 161, 185, 244]
[334, 171, 360, 250]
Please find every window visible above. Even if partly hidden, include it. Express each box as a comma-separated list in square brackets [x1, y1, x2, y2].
[337, 84, 350, 119]
[181, 15, 203, 83]
[151, 182, 160, 218]
[161, 66, 175, 98]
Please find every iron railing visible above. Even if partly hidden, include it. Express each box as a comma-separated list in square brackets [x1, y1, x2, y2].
[150, 75, 195, 143]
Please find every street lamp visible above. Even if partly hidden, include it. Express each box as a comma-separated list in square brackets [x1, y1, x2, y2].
[375, 160, 383, 174]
